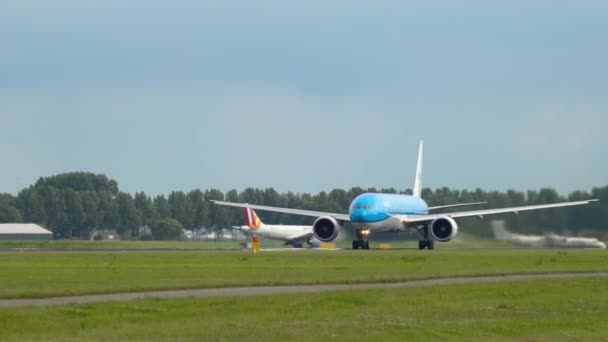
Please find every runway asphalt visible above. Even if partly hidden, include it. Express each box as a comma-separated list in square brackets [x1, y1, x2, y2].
[0, 246, 577, 252]
[1, 272, 606, 308]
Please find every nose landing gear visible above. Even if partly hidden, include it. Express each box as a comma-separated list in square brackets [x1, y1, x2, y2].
[352, 229, 370, 250]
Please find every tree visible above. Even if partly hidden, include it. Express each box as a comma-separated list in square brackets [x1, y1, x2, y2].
[329, 188, 349, 212]
[0, 203, 22, 223]
[34, 172, 118, 196]
[205, 189, 226, 228]
[98, 190, 119, 229]
[80, 191, 101, 234]
[64, 189, 85, 238]
[21, 172, 122, 237]
[7, 170, 608, 239]
[154, 195, 171, 219]
[16, 187, 47, 224]
[115, 192, 141, 238]
[151, 218, 183, 240]
[224, 189, 241, 227]
[40, 186, 68, 237]
[168, 191, 193, 228]
[188, 189, 209, 228]
[134, 192, 159, 229]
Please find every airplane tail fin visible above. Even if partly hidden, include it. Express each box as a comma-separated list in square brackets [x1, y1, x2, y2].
[243, 207, 263, 229]
[412, 140, 423, 198]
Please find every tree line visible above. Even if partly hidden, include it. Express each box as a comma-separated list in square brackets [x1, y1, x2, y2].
[0, 172, 606, 240]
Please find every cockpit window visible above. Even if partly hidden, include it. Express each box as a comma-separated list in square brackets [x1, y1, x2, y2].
[353, 205, 375, 210]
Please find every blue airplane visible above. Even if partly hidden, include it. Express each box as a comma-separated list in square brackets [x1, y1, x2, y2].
[213, 141, 598, 250]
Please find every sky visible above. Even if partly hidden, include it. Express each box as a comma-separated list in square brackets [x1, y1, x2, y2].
[1, 1, 607, 196]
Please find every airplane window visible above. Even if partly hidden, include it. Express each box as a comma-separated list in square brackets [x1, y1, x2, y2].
[353, 205, 375, 210]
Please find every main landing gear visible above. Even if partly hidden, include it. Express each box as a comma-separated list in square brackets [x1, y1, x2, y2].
[352, 229, 370, 250]
[416, 224, 434, 250]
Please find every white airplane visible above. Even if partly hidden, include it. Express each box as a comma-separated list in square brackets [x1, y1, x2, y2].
[491, 220, 606, 248]
[234, 208, 320, 248]
[214, 140, 599, 250]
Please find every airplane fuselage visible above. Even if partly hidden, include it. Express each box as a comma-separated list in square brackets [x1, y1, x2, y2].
[240, 225, 312, 242]
[503, 233, 606, 248]
[349, 193, 429, 232]
[491, 221, 607, 248]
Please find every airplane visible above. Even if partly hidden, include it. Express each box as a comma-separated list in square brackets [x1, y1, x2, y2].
[234, 207, 320, 248]
[213, 140, 599, 250]
[491, 220, 606, 249]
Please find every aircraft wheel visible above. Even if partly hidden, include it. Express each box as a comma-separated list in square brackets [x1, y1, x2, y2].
[428, 240, 435, 250]
[352, 240, 360, 249]
[418, 240, 425, 250]
[364, 241, 370, 250]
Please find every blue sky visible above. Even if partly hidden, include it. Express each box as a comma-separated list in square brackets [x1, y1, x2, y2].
[1, 1, 607, 195]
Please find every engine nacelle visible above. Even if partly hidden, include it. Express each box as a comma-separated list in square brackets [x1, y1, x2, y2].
[430, 216, 459, 242]
[312, 216, 341, 242]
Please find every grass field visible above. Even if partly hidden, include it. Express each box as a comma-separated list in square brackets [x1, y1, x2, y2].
[0, 235, 512, 250]
[0, 240, 246, 250]
[0, 277, 606, 341]
[0, 249, 606, 299]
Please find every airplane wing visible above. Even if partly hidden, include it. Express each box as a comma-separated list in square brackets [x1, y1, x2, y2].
[211, 200, 351, 221]
[428, 202, 486, 210]
[403, 199, 599, 225]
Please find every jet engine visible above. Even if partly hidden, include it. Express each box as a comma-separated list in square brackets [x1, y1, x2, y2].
[430, 216, 458, 242]
[312, 216, 341, 242]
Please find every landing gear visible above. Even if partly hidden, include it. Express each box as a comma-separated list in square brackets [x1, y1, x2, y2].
[352, 229, 370, 250]
[418, 239, 434, 250]
[417, 224, 435, 250]
[352, 240, 370, 250]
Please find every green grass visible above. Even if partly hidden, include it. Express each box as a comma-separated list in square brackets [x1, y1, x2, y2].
[0, 239, 246, 249]
[0, 249, 606, 299]
[1, 277, 606, 341]
[353, 237, 512, 249]
[0, 236, 512, 250]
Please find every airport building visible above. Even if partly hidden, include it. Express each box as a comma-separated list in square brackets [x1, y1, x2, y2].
[0, 224, 53, 240]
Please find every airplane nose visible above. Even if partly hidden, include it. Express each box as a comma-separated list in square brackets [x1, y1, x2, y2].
[350, 209, 389, 223]
[350, 210, 370, 222]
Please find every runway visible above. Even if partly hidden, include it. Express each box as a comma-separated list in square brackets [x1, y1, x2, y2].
[1, 272, 606, 308]
[0, 246, 574, 252]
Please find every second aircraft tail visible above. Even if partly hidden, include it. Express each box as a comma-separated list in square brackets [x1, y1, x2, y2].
[243, 207, 263, 229]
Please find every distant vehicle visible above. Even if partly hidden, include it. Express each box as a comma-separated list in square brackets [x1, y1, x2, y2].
[214, 140, 599, 250]
[492, 220, 606, 249]
[234, 208, 320, 248]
